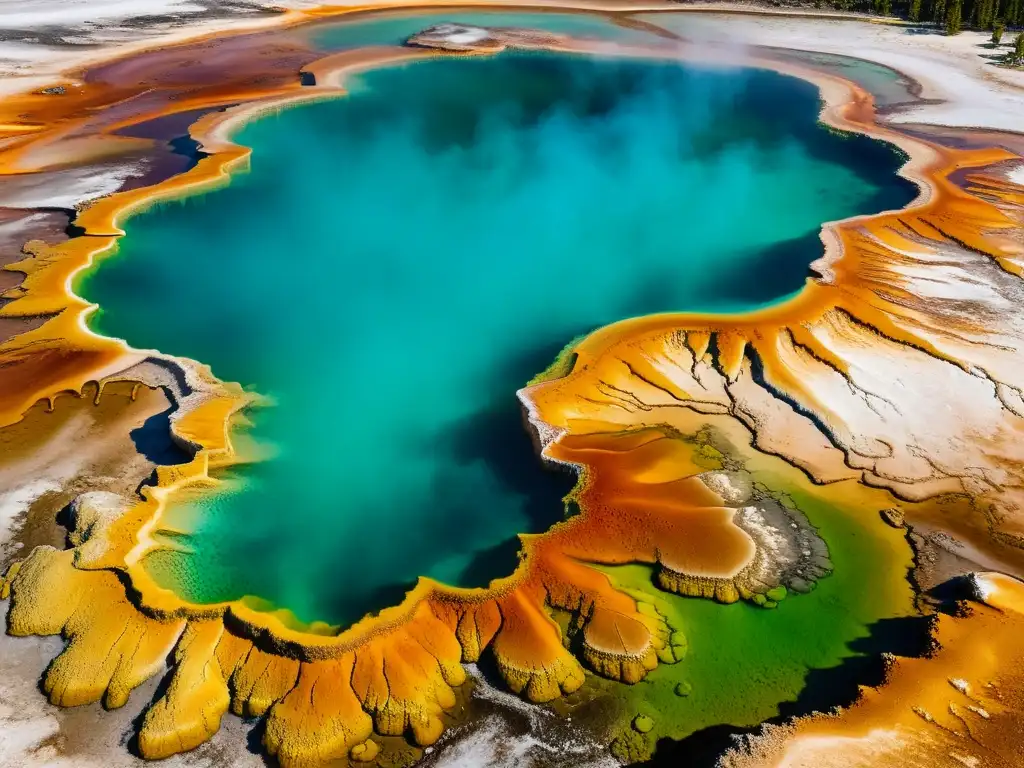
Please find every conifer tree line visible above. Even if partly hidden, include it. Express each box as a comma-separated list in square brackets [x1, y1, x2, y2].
[851, 0, 1024, 28]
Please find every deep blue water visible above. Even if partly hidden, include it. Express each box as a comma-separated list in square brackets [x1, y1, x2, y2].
[79, 50, 914, 629]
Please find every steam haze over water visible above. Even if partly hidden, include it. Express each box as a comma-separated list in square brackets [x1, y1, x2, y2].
[79, 50, 915, 628]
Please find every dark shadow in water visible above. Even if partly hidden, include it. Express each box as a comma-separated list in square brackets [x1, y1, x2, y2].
[110, 109, 211, 187]
[458, 534, 530, 588]
[698, 230, 827, 309]
[615, 265, 698, 319]
[610, 231, 823, 321]
[643, 608, 942, 766]
[299, 336, 587, 627]
[361, 578, 422, 619]
[168, 134, 205, 169]
[116, 108, 214, 141]
[129, 390, 193, 466]
[902, 24, 949, 35]
[436, 338, 585, 586]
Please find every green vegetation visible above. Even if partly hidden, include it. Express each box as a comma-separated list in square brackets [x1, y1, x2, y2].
[947, 0, 964, 33]
[1015, 31, 1024, 62]
[993, 20, 1005, 42]
[973, 0, 999, 26]
[1009, 0, 1024, 27]
[827, 0, 1023, 29]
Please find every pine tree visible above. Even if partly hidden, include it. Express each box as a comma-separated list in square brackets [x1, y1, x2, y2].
[993, 21, 1004, 44]
[977, 0, 996, 27]
[946, 0, 963, 33]
[1015, 32, 1024, 66]
[933, 0, 947, 22]
[1011, 0, 1024, 26]
[882, 0, 893, 13]
[909, 0, 923, 19]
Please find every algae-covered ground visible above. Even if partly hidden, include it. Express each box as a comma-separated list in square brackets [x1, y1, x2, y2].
[77, 50, 912, 629]
[590, 461, 916, 761]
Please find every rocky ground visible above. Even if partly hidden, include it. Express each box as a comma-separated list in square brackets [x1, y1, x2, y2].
[647, 9, 1024, 131]
[0, 0, 325, 97]
[1, 3, 1022, 767]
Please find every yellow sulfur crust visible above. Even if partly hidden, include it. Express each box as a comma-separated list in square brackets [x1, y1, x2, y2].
[1, 7, 1023, 766]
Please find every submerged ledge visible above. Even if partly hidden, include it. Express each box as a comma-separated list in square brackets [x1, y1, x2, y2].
[0, 7, 1023, 768]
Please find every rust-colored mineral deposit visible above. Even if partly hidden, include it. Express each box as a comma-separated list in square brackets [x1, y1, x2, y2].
[1, 6, 1023, 767]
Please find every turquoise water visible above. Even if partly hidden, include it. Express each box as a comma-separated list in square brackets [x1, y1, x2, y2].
[308, 9, 664, 51]
[79, 51, 914, 629]
[310, 8, 913, 110]
[635, 13, 914, 107]
[773, 50, 915, 107]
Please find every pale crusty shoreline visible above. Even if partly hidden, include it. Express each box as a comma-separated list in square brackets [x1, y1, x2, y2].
[0, 4, 1022, 768]
[0, 0, 323, 99]
[2, 2, 1023, 217]
[644, 11, 1024, 132]
[3, 0, 1023, 126]
[0, 0, 887, 100]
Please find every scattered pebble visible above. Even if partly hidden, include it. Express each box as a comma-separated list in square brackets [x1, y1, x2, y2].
[912, 706, 934, 722]
[632, 714, 654, 734]
[949, 677, 970, 695]
[880, 507, 905, 528]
